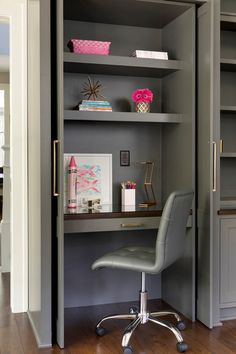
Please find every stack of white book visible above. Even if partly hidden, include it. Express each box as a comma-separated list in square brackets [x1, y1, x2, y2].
[132, 50, 168, 60]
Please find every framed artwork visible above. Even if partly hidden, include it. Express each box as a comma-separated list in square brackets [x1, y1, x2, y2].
[64, 153, 112, 206]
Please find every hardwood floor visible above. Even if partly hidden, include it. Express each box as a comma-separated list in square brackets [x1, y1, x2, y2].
[1, 272, 236, 353]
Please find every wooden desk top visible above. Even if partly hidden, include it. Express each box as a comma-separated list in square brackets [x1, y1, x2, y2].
[218, 209, 236, 215]
[64, 204, 163, 220]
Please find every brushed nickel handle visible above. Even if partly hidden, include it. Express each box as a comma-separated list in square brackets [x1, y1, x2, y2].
[53, 139, 60, 197]
[120, 223, 145, 228]
[220, 139, 223, 154]
[213, 141, 217, 192]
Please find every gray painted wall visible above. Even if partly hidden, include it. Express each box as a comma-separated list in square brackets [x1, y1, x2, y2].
[62, 0, 195, 319]
[65, 230, 161, 307]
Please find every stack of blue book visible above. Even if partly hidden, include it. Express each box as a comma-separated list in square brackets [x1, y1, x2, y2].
[79, 100, 112, 112]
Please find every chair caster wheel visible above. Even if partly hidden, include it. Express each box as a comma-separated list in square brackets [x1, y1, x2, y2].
[123, 345, 133, 354]
[95, 326, 106, 336]
[176, 320, 186, 331]
[176, 341, 188, 352]
[129, 306, 138, 314]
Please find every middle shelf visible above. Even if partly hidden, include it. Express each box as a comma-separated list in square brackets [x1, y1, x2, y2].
[64, 110, 182, 123]
[64, 53, 184, 78]
[221, 152, 236, 158]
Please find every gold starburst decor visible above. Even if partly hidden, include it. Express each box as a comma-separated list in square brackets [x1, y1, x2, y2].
[81, 76, 106, 100]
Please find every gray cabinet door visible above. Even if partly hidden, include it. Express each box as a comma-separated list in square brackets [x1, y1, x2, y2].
[197, 1, 220, 328]
[220, 218, 236, 304]
[27, 0, 52, 347]
[56, 0, 65, 348]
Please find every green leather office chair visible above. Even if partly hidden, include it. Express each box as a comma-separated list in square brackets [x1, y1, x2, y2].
[92, 190, 194, 354]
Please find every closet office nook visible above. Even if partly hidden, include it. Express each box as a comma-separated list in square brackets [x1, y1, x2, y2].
[54, 0, 196, 348]
[28, 0, 234, 349]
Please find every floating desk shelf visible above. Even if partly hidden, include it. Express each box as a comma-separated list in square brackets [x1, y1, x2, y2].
[221, 58, 236, 72]
[64, 53, 184, 78]
[221, 105, 236, 113]
[64, 110, 182, 123]
[221, 152, 236, 157]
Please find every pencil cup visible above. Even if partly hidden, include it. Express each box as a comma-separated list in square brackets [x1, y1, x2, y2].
[121, 189, 136, 206]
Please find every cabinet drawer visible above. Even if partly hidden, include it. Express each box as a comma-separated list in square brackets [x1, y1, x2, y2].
[64, 215, 192, 234]
[220, 218, 236, 304]
[64, 216, 159, 234]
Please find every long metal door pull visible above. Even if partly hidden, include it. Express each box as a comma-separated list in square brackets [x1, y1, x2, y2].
[213, 141, 217, 192]
[53, 139, 60, 197]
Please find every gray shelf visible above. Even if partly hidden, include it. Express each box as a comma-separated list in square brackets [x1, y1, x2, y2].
[221, 105, 236, 113]
[221, 152, 236, 157]
[221, 58, 236, 72]
[64, 53, 183, 78]
[220, 197, 236, 209]
[221, 14, 236, 31]
[64, 110, 182, 123]
[64, 0, 191, 28]
[221, 11, 236, 17]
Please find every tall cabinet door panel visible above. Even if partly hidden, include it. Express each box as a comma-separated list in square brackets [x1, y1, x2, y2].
[27, 0, 52, 347]
[55, 0, 65, 348]
[197, 0, 220, 328]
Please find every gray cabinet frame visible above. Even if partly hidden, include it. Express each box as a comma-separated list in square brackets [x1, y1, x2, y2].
[55, 0, 196, 347]
[197, 0, 221, 328]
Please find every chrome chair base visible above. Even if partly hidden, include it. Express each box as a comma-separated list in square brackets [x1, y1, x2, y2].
[96, 289, 188, 353]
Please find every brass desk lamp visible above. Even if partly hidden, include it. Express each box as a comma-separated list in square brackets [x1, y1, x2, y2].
[139, 161, 156, 207]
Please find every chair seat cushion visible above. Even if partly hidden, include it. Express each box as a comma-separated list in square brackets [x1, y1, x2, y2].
[92, 246, 156, 273]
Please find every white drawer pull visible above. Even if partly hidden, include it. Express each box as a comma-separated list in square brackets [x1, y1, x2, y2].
[120, 223, 145, 228]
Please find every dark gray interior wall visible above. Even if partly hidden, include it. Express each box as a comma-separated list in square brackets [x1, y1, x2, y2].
[221, 31, 236, 59]
[64, 121, 162, 206]
[64, 230, 161, 307]
[64, 73, 162, 113]
[63, 0, 190, 28]
[221, 158, 236, 198]
[221, 0, 236, 13]
[64, 20, 162, 56]
[221, 113, 236, 151]
[221, 72, 236, 106]
[63, 10, 165, 309]
[62, 1, 194, 311]
[162, 6, 195, 199]
[161, 7, 196, 320]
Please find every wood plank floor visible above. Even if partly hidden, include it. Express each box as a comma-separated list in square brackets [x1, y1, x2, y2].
[1, 273, 236, 353]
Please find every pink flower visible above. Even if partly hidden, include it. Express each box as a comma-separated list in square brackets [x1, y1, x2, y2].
[131, 88, 153, 103]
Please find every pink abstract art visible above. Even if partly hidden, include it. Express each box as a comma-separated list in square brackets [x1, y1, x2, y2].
[64, 153, 112, 207]
[76, 164, 101, 196]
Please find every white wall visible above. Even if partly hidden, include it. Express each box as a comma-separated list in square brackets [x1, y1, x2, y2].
[0, 0, 28, 312]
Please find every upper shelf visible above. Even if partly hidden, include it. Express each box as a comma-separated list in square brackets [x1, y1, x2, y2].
[64, 53, 183, 78]
[221, 152, 236, 157]
[221, 58, 236, 72]
[221, 105, 236, 113]
[221, 14, 236, 31]
[64, 0, 192, 28]
[64, 110, 182, 123]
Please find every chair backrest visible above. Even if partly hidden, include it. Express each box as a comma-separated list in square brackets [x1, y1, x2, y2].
[154, 190, 194, 273]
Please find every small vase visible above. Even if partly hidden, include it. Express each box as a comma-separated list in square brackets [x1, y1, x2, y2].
[135, 102, 150, 113]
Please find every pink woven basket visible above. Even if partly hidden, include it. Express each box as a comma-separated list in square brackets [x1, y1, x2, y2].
[67, 39, 111, 55]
